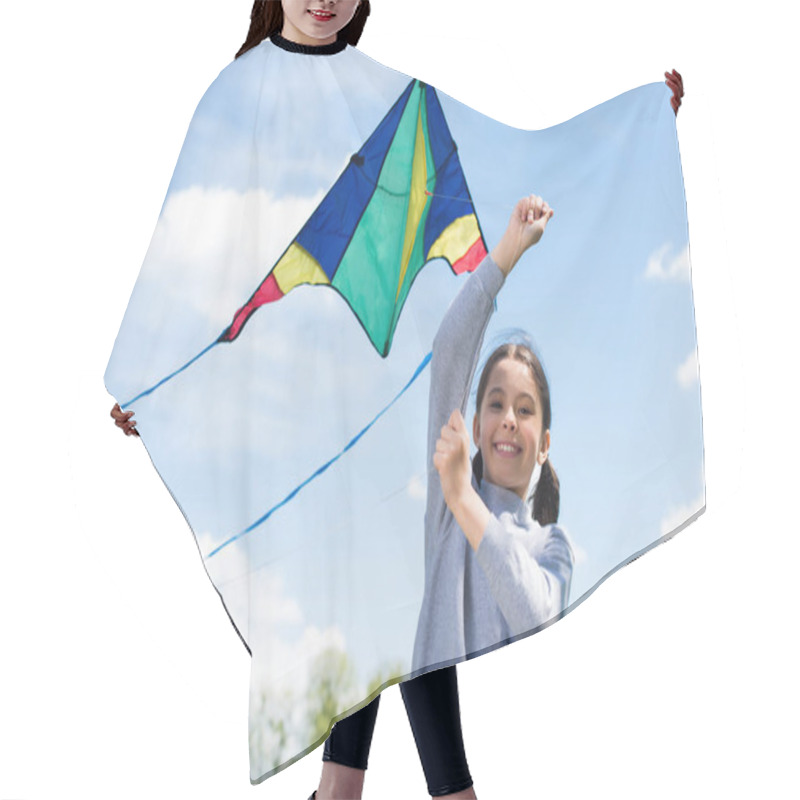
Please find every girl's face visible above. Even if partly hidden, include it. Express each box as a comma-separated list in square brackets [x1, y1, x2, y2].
[473, 358, 550, 501]
[280, 0, 361, 46]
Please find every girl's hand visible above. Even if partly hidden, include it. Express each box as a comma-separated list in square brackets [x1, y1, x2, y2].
[514, 194, 554, 250]
[665, 69, 684, 115]
[433, 409, 472, 507]
[110, 402, 139, 437]
[491, 194, 554, 277]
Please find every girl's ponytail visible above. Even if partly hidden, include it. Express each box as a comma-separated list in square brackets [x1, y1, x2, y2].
[471, 450, 485, 486]
[533, 458, 560, 527]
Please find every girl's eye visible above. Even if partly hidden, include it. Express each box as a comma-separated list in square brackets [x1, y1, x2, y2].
[490, 401, 503, 410]
[519, 407, 533, 416]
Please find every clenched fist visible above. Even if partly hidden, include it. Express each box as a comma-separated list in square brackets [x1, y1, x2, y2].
[433, 408, 472, 506]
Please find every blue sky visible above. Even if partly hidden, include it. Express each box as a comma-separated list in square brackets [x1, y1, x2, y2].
[105, 40, 704, 763]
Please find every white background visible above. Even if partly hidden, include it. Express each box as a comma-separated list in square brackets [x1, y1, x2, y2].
[1, 1, 797, 798]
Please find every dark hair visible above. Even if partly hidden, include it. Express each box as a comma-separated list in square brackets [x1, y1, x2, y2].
[472, 343, 560, 526]
[236, 1, 371, 59]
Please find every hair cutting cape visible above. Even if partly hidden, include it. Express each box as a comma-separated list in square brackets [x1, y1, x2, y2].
[105, 33, 705, 784]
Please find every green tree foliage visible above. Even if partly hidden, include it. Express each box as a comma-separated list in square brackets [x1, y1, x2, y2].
[306, 646, 358, 742]
[366, 659, 407, 697]
[249, 685, 295, 773]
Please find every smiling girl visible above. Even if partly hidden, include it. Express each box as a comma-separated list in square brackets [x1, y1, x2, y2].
[412, 194, 573, 675]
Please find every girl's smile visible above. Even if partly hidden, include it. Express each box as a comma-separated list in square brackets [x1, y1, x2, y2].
[493, 441, 522, 457]
[308, 9, 335, 22]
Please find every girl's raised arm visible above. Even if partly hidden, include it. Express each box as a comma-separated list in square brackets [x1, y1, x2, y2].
[424, 257, 505, 540]
[430, 195, 553, 545]
[490, 194, 553, 278]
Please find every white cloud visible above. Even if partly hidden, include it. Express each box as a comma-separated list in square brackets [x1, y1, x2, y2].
[558, 524, 587, 566]
[676, 348, 700, 388]
[105, 184, 325, 400]
[659, 490, 706, 538]
[248, 623, 358, 779]
[644, 242, 691, 281]
[141, 185, 324, 330]
[196, 533, 361, 698]
[195, 530, 361, 777]
[406, 472, 427, 501]
[570, 536, 589, 566]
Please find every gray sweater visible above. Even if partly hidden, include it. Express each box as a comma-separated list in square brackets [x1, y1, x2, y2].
[411, 254, 575, 673]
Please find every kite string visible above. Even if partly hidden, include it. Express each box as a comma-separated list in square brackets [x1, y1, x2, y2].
[205, 349, 433, 559]
[120, 340, 220, 408]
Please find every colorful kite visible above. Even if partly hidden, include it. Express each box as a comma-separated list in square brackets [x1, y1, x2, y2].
[124, 79, 486, 408]
[220, 79, 487, 355]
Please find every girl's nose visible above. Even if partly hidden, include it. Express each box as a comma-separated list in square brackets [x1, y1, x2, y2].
[502, 411, 517, 429]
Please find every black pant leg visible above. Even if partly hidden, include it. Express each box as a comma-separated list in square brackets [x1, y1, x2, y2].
[400, 665, 473, 797]
[322, 694, 381, 771]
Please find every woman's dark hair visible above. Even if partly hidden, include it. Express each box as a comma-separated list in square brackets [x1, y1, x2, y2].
[472, 343, 560, 526]
[236, 1, 371, 59]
